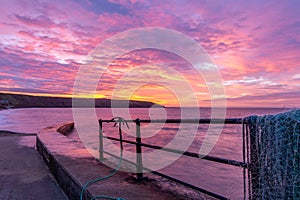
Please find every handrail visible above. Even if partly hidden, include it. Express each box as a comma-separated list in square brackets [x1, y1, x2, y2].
[98, 118, 247, 200]
[101, 118, 244, 124]
[103, 135, 248, 168]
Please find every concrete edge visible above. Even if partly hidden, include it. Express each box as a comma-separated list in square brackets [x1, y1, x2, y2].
[36, 136, 92, 200]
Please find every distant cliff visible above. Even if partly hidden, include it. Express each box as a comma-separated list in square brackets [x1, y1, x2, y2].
[0, 93, 161, 108]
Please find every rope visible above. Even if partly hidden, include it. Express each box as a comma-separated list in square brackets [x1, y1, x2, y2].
[80, 117, 129, 200]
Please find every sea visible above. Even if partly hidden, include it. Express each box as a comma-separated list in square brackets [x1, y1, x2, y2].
[0, 107, 293, 199]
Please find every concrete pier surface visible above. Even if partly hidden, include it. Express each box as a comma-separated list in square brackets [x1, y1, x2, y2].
[0, 135, 68, 200]
[38, 123, 210, 200]
[37, 125, 189, 200]
[0, 125, 207, 200]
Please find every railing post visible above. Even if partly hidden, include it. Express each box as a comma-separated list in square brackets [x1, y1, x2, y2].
[99, 119, 104, 161]
[135, 118, 143, 180]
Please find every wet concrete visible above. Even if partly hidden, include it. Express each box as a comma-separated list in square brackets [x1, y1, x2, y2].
[0, 135, 68, 200]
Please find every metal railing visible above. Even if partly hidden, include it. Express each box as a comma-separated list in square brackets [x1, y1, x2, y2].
[98, 118, 249, 200]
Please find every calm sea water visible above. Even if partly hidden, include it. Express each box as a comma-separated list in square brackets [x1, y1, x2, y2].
[0, 107, 291, 199]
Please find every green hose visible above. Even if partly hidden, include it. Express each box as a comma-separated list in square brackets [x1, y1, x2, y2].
[80, 151, 124, 200]
[80, 117, 128, 200]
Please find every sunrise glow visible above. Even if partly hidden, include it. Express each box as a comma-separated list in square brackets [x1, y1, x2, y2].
[0, 1, 299, 107]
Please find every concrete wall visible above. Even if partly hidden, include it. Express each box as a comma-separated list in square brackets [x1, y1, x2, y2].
[36, 137, 92, 200]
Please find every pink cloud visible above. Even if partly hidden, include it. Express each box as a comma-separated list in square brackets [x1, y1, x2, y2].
[0, 0, 299, 107]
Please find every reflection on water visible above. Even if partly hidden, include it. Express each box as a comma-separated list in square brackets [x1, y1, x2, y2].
[0, 107, 291, 199]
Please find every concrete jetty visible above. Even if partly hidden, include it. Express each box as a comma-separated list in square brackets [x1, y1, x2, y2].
[36, 124, 188, 200]
[0, 125, 207, 200]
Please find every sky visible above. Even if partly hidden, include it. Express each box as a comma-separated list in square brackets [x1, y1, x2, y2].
[0, 0, 299, 107]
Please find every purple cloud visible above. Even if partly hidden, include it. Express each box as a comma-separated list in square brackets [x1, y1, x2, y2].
[0, 0, 299, 107]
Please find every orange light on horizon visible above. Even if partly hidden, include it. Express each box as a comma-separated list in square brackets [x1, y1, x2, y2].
[127, 84, 180, 107]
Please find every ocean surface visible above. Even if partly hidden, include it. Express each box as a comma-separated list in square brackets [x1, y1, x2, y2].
[0, 107, 292, 199]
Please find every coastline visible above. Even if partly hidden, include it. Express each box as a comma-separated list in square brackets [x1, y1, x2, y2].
[0, 92, 162, 108]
